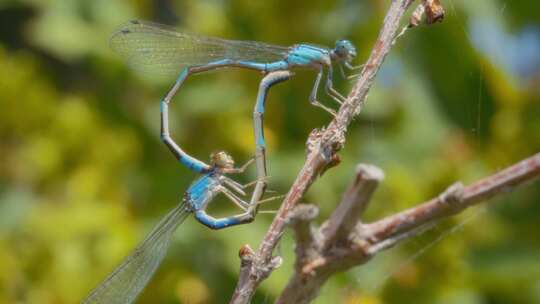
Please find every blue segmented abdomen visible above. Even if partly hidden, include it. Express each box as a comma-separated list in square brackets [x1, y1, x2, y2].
[179, 157, 208, 174]
[194, 211, 242, 229]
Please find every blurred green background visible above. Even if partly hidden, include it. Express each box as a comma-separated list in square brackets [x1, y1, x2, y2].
[1, 0, 539, 303]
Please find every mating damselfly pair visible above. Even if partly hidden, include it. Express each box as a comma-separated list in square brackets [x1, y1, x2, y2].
[83, 19, 359, 303]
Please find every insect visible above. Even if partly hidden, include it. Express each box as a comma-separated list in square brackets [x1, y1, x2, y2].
[110, 20, 359, 115]
[82, 71, 292, 304]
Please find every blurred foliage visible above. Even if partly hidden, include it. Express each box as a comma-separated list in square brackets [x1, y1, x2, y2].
[0, 0, 539, 303]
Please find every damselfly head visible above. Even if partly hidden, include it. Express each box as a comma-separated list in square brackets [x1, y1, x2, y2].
[333, 40, 357, 63]
[210, 151, 235, 169]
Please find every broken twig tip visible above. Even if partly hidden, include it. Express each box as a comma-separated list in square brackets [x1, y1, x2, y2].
[287, 204, 320, 224]
[239, 244, 255, 260]
[356, 164, 385, 182]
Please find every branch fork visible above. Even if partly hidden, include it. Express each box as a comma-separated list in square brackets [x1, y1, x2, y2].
[228, 1, 540, 303]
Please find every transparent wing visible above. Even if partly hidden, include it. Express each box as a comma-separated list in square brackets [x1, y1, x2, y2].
[110, 20, 290, 76]
[82, 203, 190, 304]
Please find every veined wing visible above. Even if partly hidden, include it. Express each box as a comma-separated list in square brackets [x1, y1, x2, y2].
[82, 203, 190, 304]
[110, 20, 290, 76]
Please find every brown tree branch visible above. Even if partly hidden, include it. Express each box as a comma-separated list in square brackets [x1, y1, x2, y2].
[320, 164, 384, 250]
[278, 152, 540, 304]
[277, 165, 384, 304]
[232, 0, 540, 301]
[229, 1, 416, 303]
[289, 204, 320, 252]
[288, 204, 321, 275]
[364, 152, 540, 250]
[230, 0, 539, 300]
